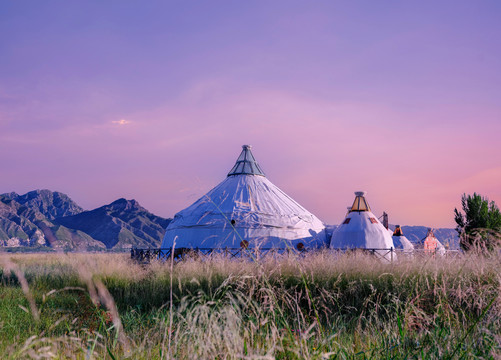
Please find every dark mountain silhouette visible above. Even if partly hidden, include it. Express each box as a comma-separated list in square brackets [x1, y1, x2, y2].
[57, 198, 171, 249]
[2, 190, 83, 220]
[0, 190, 171, 251]
[399, 226, 459, 249]
[0, 194, 104, 250]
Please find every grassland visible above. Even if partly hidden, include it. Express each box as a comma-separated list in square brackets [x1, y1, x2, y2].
[0, 250, 500, 359]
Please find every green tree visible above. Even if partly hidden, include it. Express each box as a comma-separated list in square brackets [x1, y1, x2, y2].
[454, 193, 501, 250]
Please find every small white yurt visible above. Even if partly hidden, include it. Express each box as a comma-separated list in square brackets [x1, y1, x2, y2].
[392, 225, 415, 253]
[329, 191, 396, 261]
[161, 145, 327, 250]
[422, 228, 446, 256]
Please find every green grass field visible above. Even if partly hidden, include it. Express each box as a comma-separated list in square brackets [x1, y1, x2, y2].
[0, 251, 500, 359]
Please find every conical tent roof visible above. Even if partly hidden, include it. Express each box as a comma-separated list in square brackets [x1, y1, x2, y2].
[161, 145, 326, 250]
[329, 191, 396, 260]
[392, 225, 415, 252]
[422, 228, 445, 255]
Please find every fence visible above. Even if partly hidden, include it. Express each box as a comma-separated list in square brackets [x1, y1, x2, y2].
[130, 247, 462, 264]
[130, 247, 308, 263]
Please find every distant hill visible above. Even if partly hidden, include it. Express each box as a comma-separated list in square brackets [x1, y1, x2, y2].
[0, 196, 46, 247]
[398, 226, 459, 249]
[57, 198, 171, 249]
[0, 194, 104, 251]
[0, 190, 171, 251]
[2, 190, 83, 220]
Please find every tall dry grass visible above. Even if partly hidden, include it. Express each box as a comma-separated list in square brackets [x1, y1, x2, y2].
[0, 249, 500, 359]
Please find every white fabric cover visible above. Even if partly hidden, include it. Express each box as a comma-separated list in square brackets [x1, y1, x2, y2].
[388, 227, 414, 253]
[161, 174, 327, 249]
[392, 235, 415, 251]
[329, 210, 396, 261]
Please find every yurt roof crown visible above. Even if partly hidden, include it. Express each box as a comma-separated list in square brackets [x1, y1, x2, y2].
[227, 145, 265, 177]
[350, 191, 372, 212]
[393, 225, 403, 236]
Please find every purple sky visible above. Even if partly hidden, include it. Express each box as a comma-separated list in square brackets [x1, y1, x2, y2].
[1, 1, 500, 227]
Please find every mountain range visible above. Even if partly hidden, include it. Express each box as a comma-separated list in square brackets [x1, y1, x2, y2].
[0, 189, 459, 251]
[0, 190, 171, 251]
[399, 226, 459, 249]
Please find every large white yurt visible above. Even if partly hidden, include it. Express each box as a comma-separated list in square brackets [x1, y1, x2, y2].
[161, 145, 327, 250]
[329, 191, 396, 261]
[392, 225, 415, 253]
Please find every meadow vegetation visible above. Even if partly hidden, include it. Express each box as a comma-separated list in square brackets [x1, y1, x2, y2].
[0, 249, 500, 359]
